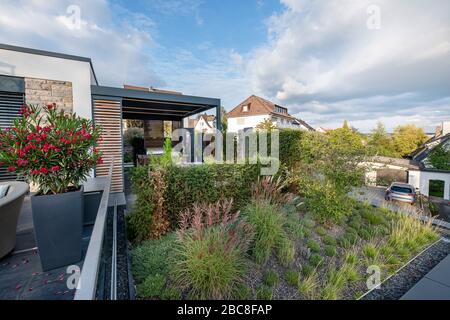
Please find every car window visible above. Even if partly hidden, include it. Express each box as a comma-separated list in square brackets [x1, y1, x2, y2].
[391, 186, 413, 193]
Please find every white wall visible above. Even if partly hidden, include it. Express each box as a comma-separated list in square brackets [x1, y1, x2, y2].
[408, 170, 450, 200]
[0, 49, 94, 119]
[228, 114, 305, 132]
[228, 114, 270, 132]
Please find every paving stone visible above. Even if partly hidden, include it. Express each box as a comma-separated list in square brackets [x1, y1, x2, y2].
[401, 278, 450, 300]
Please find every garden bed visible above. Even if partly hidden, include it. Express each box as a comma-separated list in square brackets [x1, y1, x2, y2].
[361, 238, 450, 300]
[130, 190, 441, 300]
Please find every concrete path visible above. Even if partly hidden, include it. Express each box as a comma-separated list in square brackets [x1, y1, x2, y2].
[401, 244, 450, 300]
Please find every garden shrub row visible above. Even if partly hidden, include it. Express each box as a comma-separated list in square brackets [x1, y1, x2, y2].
[127, 163, 260, 243]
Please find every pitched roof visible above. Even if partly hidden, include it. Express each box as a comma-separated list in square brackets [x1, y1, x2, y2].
[227, 95, 295, 119]
[409, 133, 450, 162]
[187, 114, 215, 128]
[294, 118, 315, 131]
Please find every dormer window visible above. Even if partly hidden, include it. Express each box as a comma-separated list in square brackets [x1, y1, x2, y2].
[275, 105, 287, 114]
[242, 105, 249, 112]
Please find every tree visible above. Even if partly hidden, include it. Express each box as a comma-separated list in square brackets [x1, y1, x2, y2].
[367, 122, 398, 157]
[392, 124, 428, 157]
[428, 143, 450, 170]
[220, 106, 228, 133]
[256, 118, 276, 131]
[328, 121, 364, 156]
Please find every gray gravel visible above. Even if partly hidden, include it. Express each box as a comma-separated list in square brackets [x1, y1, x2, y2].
[362, 237, 450, 300]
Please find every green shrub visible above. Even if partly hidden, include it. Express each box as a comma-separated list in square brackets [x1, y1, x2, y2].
[301, 264, 314, 277]
[298, 272, 318, 299]
[131, 233, 177, 283]
[285, 269, 299, 286]
[358, 228, 371, 240]
[323, 235, 337, 246]
[166, 164, 260, 227]
[303, 180, 353, 223]
[302, 217, 316, 229]
[263, 270, 279, 287]
[316, 226, 328, 236]
[243, 203, 286, 264]
[161, 286, 182, 300]
[338, 237, 352, 249]
[279, 129, 305, 169]
[324, 245, 337, 257]
[256, 285, 273, 300]
[234, 284, 253, 300]
[309, 253, 324, 267]
[137, 274, 166, 298]
[173, 201, 254, 299]
[277, 236, 295, 266]
[307, 239, 321, 253]
[129, 164, 261, 240]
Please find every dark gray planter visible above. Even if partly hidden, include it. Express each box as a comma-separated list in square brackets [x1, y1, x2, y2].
[31, 186, 84, 271]
[83, 190, 103, 225]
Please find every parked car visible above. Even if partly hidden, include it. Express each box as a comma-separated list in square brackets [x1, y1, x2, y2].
[385, 182, 417, 204]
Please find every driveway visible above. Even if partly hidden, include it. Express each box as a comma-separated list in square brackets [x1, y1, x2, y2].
[351, 186, 450, 223]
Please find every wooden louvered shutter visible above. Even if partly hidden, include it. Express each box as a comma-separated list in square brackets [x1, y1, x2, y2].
[0, 76, 25, 181]
[93, 99, 123, 192]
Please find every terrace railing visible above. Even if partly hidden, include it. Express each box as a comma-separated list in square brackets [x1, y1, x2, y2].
[74, 160, 117, 300]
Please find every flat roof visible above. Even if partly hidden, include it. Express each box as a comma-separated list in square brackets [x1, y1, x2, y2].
[0, 43, 98, 85]
[91, 85, 220, 121]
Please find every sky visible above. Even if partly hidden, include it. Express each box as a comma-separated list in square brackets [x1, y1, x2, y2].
[0, 0, 449, 133]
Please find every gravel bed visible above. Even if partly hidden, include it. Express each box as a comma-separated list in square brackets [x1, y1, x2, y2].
[362, 237, 450, 300]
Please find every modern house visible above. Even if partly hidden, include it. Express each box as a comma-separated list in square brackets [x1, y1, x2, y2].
[407, 121, 450, 200]
[0, 43, 221, 193]
[226, 95, 314, 132]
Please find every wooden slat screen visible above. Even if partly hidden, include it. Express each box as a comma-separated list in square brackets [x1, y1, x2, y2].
[0, 91, 24, 181]
[93, 99, 123, 192]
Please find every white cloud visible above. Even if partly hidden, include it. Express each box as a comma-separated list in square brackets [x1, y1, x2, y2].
[246, 0, 450, 131]
[0, 0, 162, 87]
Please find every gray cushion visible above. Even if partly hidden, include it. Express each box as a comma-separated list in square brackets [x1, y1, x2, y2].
[0, 184, 9, 199]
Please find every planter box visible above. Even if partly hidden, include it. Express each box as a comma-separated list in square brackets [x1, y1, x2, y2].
[83, 190, 103, 225]
[31, 187, 84, 271]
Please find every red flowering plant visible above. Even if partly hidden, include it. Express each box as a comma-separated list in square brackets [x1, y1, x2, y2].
[0, 103, 102, 195]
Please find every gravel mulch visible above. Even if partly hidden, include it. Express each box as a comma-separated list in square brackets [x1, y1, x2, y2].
[361, 237, 450, 300]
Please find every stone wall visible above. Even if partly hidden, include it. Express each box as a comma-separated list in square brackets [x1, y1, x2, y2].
[24, 77, 73, 113]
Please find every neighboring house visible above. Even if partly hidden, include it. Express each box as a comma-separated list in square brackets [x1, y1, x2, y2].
[407, 121, 450, 201]
[316, 127, 334, 133]
[0, 43, 221, 192]
[187, 114, 216, 133]
[227, 95, 314, 132]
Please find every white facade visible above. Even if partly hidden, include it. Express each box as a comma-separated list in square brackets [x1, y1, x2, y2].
[227, 114, 270, 132]
[228, 114, 305, 132]
[408, 170, 450, 200]
[0, 48, 95, 119]
[194, 117, 214, 133]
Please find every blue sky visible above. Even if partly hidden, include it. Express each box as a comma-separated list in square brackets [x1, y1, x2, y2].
[0, 0, 449, 132]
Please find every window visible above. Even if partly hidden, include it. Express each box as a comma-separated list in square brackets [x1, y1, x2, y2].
[242, 105, 249, 112]
[429, 180, 445, 198]
[275, 105, 287, 114]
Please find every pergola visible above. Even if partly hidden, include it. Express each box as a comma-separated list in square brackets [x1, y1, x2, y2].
[90, 85, 221, 193]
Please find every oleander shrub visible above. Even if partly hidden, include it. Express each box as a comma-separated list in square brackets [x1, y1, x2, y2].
[173, 200, 254, 300]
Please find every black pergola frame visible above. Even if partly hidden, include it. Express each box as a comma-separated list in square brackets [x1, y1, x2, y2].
[91, 85, 221, 127]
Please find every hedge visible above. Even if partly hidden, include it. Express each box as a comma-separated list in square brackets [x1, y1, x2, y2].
[128, 163, 260, 243]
